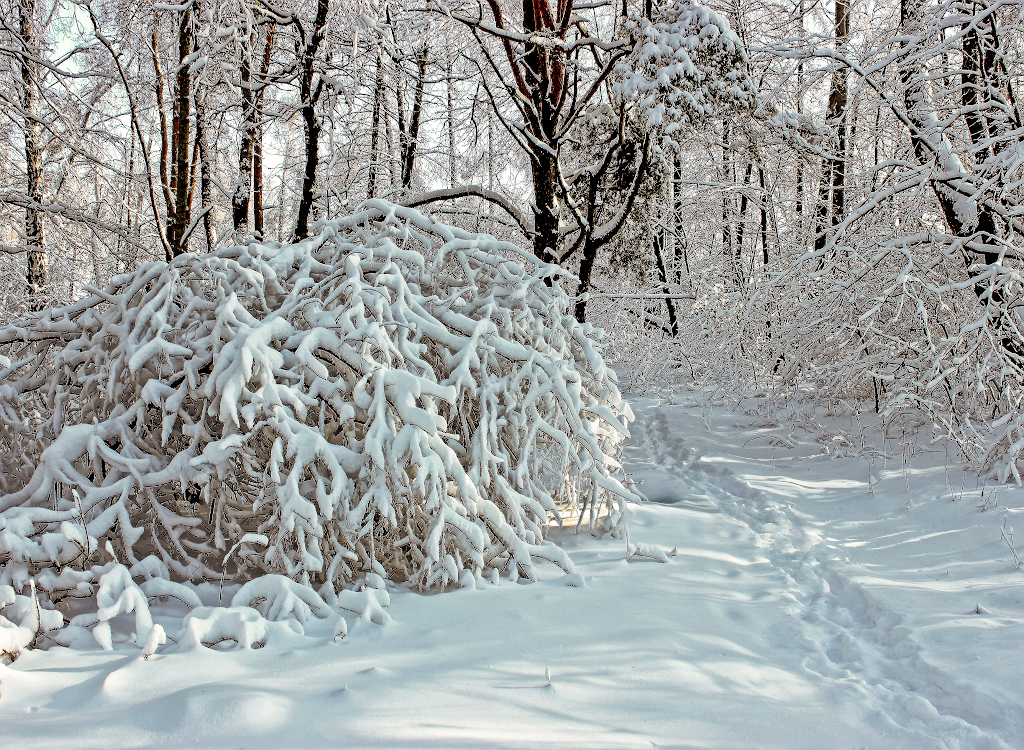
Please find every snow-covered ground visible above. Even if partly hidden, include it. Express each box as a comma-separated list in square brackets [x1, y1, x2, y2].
[3, 394, 1023, 749]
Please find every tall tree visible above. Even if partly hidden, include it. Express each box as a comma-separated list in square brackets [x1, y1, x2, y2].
[397, 44, 428, 190]
[900, 0, 1021, 360]
[233, 29, 257, 233]
[253, 26, 275, 239]
[18, 0, 46, 305]
[813, 0, 850, 259]
[293, 0, 330, 240]
[169, 4, 195, 256]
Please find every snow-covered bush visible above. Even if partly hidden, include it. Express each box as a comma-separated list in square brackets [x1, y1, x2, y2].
[0, 201, 637, 651]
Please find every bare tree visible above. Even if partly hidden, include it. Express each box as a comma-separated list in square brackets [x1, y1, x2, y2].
[17, 0, 46, 305]
[292, 0, 330, 240]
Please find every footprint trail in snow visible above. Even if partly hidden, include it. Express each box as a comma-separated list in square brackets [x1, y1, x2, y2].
[3, 395, 1024, 750]
[628, 397, 1024, 750]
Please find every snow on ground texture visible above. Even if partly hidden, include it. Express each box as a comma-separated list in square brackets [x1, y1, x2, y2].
[2, 394, 1023, 749]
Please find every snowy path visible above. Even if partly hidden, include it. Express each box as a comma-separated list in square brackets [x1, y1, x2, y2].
[2, 396, 1023, 749]
[633, 399, 1024, 750]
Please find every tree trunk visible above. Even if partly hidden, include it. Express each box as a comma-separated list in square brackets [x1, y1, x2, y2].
[721, 121, 736, 279]
[18, 0, 47, 305]
[531, 152, 560, 265]
[813, 0, 849, 258]
[293, 0, 330, 240]
[152, 26, 175, 221]
[900, 0, 1019, 359]
[734, 161, 754, 284]
[674, 154, 687, 282]
[400, 46, 428, 189]
[795, 0, 805, 228]
[195, 93, 214, 252]
[367, 51, 385, 199]
[573, 138, 651, 322]
[759, 166, 769, 266]
[653, 234, 679, 336]
[278, 135, 291, 242]
[961, 16, 991, 162]
[446, 59, 456, 189]
[253, 27, 275, 239]
[169, 6, 194, 257]
[233, 31, 256, 233]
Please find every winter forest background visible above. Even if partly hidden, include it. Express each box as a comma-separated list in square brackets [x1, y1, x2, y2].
[1, 0, 1024, 745]
[2, 0, 1023, 477]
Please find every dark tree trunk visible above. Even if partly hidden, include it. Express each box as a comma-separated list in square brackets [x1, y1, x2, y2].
[901, 0, 1019, 360]
[195, 94, 214, 252]
[522, 0, 563, 265]
[674, 154, 687, 282]
[18, 0, 46, 305]
[734, 161, 754, 284]
[400, 46, 428, 189]
[253, 26, 275, 238]
[293, 0, 330, 241]
[233, 32, 255, 233]
[531, 153, 560, 265]
[169, 6, 194, 257]
[573, 137, 651, 322]
[813, 0, 849, 259]
[795, 34, 804, 223]
[721, 120, 732, 272]
[961, 18, 991, 161]
[759, 167, 769, 266]
[653, 234, 679, 336]
[367, 51, 385, 200]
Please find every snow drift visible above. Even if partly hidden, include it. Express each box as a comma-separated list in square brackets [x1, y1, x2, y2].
[0, 201, 639, 656]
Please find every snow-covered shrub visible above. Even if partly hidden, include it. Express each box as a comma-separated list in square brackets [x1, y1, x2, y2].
[0, 201, 638, 641]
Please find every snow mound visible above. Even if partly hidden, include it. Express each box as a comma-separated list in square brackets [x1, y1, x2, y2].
[0, 201, 638, 656]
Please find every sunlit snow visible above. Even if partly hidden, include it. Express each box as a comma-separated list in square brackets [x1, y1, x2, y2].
[3, 394, 1022, 749]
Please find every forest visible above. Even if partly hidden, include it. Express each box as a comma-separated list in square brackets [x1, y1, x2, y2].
[1, 0, 1021, 474]
[0, 0, 1023, 747]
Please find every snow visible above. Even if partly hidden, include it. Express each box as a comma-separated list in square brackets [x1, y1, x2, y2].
[3, 393, 1024, 748]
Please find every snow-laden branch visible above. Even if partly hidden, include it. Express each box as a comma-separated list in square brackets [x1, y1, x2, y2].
[402, 186, 534, 237]
[614, 0, 755, 139]
[0, 202, 638, 649]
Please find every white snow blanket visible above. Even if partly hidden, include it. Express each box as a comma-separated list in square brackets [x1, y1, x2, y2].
[1, 394, 1022, 748]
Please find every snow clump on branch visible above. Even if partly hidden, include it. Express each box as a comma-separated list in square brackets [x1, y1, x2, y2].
[615, 0, 754, 140]
[0, 201, 639, 656]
